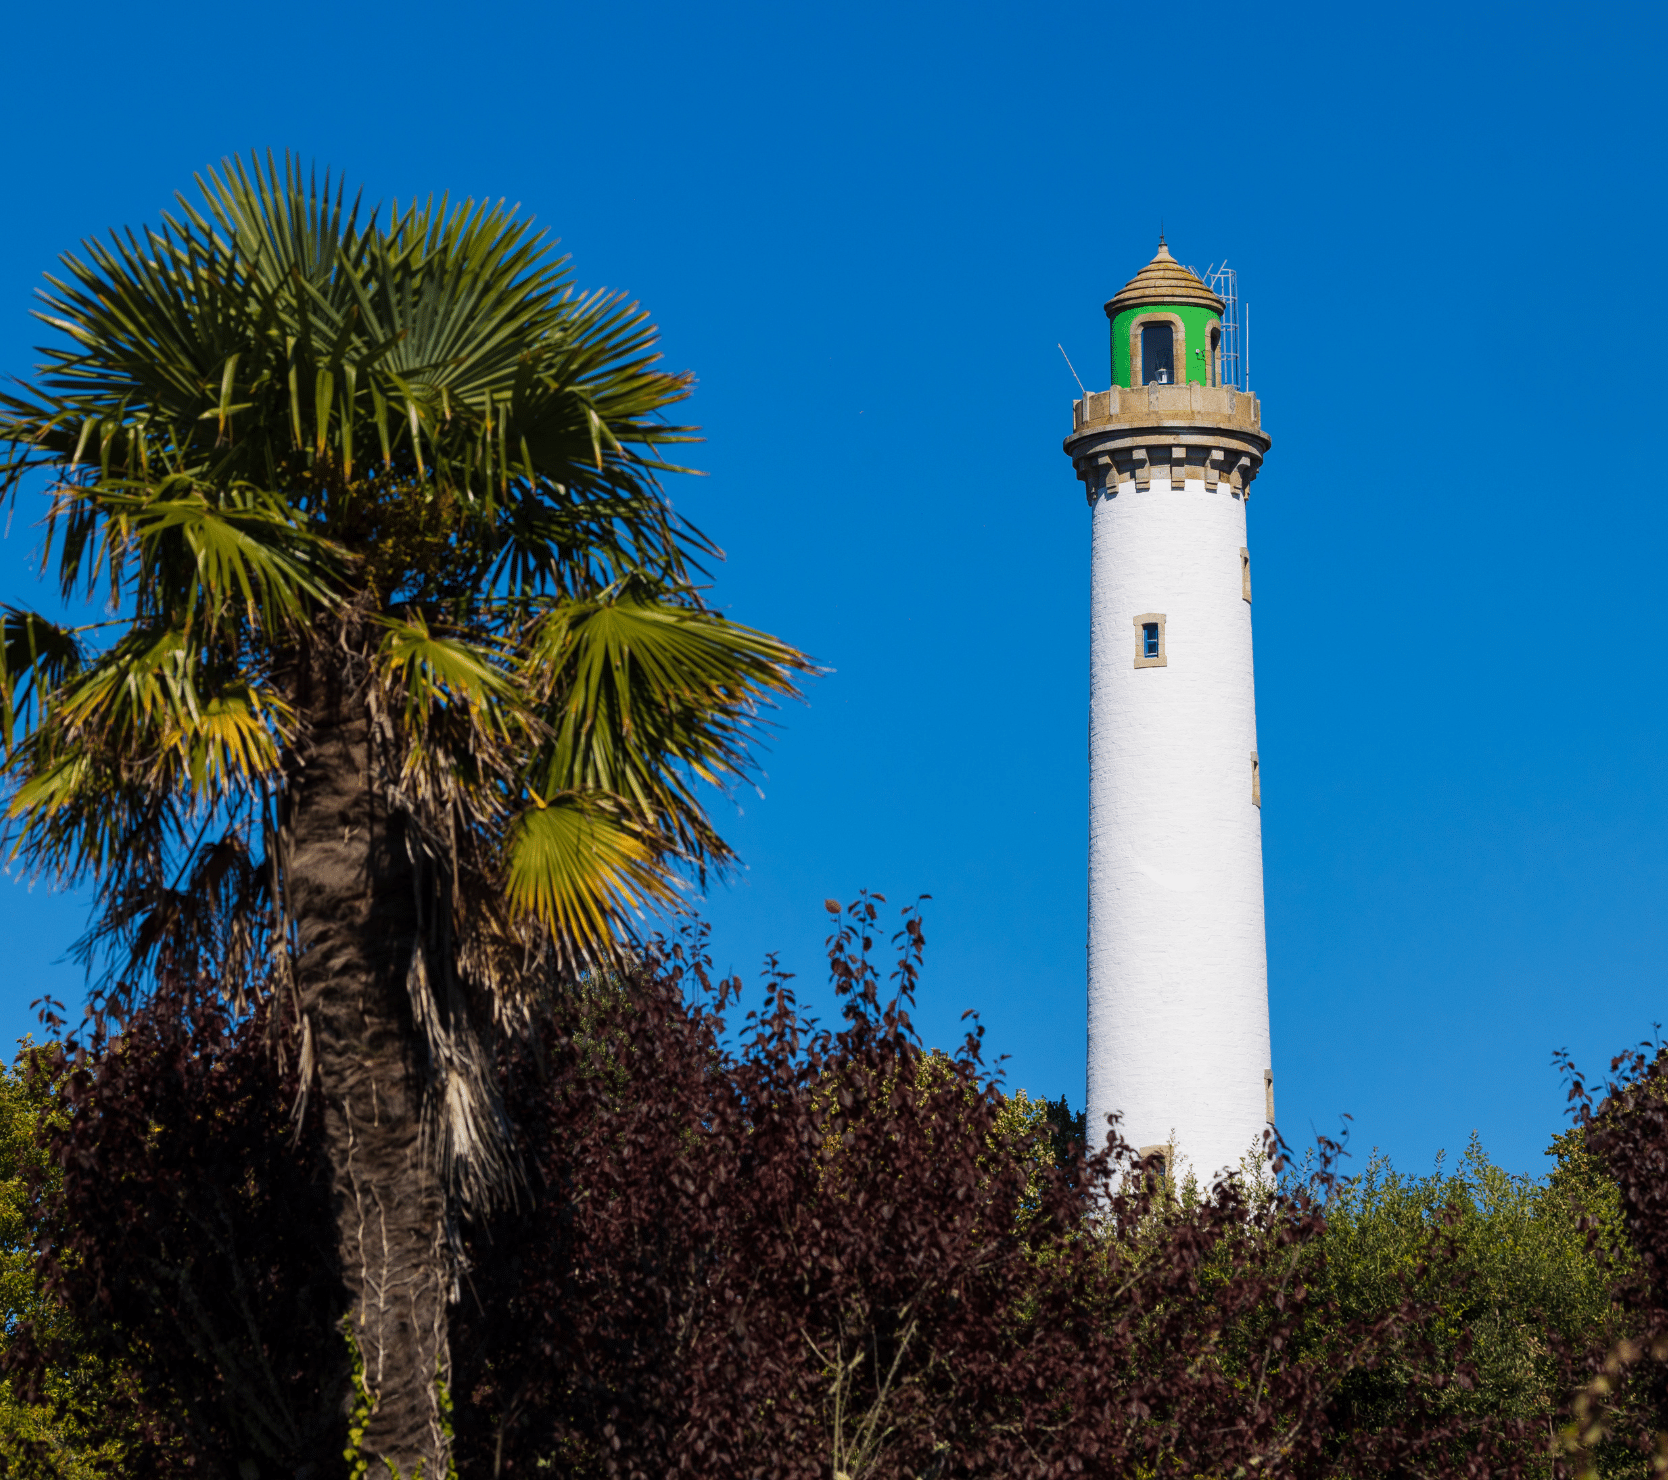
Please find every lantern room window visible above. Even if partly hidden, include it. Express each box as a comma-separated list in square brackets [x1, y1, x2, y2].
[1141, 322, 1174, 386]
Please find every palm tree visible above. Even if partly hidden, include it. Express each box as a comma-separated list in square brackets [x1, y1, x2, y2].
[0, 154, 811, 1475]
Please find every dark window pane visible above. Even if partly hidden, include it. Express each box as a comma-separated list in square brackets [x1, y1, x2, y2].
[1141, 323, 1174, 385]
[1143, 623, 1159, 658]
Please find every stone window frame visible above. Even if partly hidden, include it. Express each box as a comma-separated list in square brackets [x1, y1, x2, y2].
[1137, 1143, 1173, 1185]
[1133, 612, 1167, 668]
[1240, 546, 1252, 602]
[1127, 311, 1187, 387]
[1209, 324, 1222, 387]
[1251, 750, 1261, 807]
[1264, 1069, 1275, 1124]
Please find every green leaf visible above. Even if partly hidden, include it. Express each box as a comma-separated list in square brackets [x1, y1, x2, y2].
[504, 794, 678, 961]
[0, 609, 85, 754]
[374, 611, 518, 738]
[525, 589, 812, 869]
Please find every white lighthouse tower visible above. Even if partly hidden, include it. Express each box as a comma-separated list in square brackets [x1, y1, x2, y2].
[1063, 241, 1274, 1183]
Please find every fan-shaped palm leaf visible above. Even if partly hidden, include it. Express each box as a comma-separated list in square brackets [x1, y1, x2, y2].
[504, 793, 680, 959]
[0, 608, 85, 751]
[526, 587, 811, 867]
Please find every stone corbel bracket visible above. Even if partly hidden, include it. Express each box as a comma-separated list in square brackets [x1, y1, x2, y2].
[1064, 383, 1272, 506]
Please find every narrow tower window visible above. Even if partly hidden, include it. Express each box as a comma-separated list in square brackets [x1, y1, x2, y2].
[1127, 610, 1167, 667]
[1240, 547, 1252, 602]
[1264, 1069, 1275, 1124]
[1133, 613, 1167, 668]
[1137, 1144, 1173, 1187]
[1140, 322, 1174, 386]
[1251, 751, 1261, 806]
[1210, 326, 1222, 387]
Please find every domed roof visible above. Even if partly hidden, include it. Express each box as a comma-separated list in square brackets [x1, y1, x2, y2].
[1104, 239, 1225, 319]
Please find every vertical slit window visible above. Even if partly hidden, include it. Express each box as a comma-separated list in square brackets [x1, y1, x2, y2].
[1138, 1144, 1172, 1187]
[1133, 614, 1166, 668]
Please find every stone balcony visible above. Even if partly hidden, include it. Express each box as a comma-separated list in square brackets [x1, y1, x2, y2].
[1065, 383, 1272, 501]
[1070, 382, 1265, 435]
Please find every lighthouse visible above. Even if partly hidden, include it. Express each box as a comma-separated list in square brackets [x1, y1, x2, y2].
[1063, 240, 1273, 1183]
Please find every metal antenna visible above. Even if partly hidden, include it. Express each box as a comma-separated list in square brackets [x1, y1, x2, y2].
[1058, 343, 1087, 395]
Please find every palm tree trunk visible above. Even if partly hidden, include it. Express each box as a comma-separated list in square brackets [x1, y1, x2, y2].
[289, 646, 451, 1478]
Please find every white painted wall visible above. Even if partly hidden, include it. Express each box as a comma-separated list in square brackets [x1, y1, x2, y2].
[1087, 472, 1270, 1184]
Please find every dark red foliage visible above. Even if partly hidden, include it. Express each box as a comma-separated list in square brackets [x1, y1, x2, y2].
[1581, 1047, 1668, 1311]
[9, 985, 345, 1476]
[1557, 1043, 1668, 1470]
[450, 897, 1541, 1480]
[14, 898, 1572, 1478]
[452, 897, 1042, 1477]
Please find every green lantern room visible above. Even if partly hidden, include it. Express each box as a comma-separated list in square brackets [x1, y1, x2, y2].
[1105, 240, 1228, 390]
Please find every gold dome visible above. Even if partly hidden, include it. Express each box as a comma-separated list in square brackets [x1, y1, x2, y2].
[1104, 240, 1225, 319]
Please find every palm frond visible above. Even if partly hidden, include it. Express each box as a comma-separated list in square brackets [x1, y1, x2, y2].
[3, 743, 185, 893]
[0, 609, 85, 753]
[526, 589, 814, 869]
[107, 482, 341, 628]
[373, 612, 517, 731]
[11, 625, 289, 818]
[0, 150, 703, 604]
[86, 826, 269, 990]
[503, 793, 680, 965]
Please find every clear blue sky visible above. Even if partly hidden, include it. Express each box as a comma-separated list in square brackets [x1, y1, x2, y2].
[0, 0, 1663, 1178]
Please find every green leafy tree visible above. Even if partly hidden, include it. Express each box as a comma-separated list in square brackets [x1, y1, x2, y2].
[1036, 1092, 1086, 1173]
[0, 154, 811, 1475]
[1301, 1134, 1622, 1453]
[0, 1043, 134, 1476]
